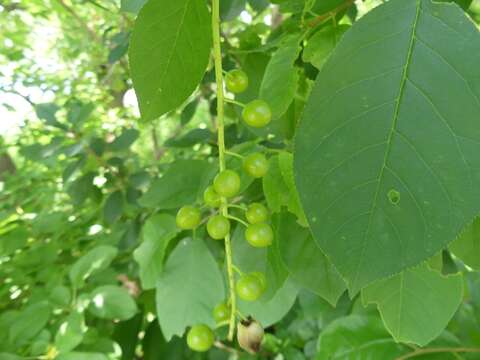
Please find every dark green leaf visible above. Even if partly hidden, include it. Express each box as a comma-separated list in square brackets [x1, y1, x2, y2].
[221, 0, 247, 21]
[67, 101, 94, 125]
[139, 159, 216, 209]
[129, 0, 212, 120]
[164, 128, 212, 148]
[108, 128, 139, 152]
[103, 191, 124, 225]
[294, 0, 480, 293]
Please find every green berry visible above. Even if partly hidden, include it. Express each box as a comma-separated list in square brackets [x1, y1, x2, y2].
[225, 69, 249, 94]
[203, 186, 221, 207]
[186, 324, 214, 352]
[176, 206, 201, 230]
[213, 302, 230, 324]
[242, 100, 272, 128]
[243, 153, 269, 178]
[245, 223, 273, 247]
[236, 273, 265, 302]
[207, 215, 231, 240]
[213, 170, 241, 198]
[245, 203, 269, 224]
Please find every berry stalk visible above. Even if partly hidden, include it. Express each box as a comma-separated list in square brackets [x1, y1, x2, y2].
[211, 0, 236, 341]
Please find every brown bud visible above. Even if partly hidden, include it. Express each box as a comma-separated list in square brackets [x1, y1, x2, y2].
[237, 317, 264, 354]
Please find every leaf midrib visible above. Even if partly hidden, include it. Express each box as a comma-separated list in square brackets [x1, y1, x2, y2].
[351, 0, 422, 291]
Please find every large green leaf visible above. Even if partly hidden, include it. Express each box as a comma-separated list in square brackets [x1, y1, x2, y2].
[449, 217, 480, 270]
[156, 238, 225, 340]
[139, 160, 216, 209]
[276, 212, 346, 306]
[259, 35, 301, 120]
[129, 0, 212, 121]
[362, 264, 463, 346]
[317, 315, 407, 359]
[294, 0, 480, 293]
[133, 213, 178, 289]
[69, 245, 118, 288]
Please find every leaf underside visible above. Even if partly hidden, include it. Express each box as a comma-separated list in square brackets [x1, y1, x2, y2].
[294, 0, 480, 293]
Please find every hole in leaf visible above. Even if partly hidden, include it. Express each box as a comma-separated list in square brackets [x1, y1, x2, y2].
[388, 189, 400, 205]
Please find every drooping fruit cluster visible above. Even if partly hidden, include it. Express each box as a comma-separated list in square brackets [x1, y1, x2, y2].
[178, 70, 272, 353]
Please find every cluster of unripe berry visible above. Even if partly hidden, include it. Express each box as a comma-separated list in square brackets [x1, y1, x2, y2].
[176, 152, 271, 302]
[176, 69, 272, 353]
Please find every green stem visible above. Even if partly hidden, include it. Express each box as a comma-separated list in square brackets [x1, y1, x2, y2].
[232, 264, 244, 276]
[228, 203, 247, 211]
[225, 150, 245, 159]
[224, 98, 245, 107]
[211, 0, 236, 341]
[227, 215, 249, 227]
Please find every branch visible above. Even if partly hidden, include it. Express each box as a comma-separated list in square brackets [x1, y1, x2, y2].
[395, 347, 480, 360]
[0, 87, 35, 107]
[54, 0, 100, 42]
[151, 127, 165, 160]
[307, 0, 355, 28]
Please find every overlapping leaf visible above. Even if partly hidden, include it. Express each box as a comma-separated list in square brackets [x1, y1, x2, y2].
[156, 238, 224, 340]
[294, 0, 480, 293]
[129, 0, 211, 120]
[362, 264, 463, 346]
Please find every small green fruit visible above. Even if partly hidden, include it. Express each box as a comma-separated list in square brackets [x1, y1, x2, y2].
[225, 69, 249, 94]
[245, 203, 269, 224]
[243, 153, 268, 178]
[187, 324, 214, 352]
[207, 215, 231, 240]
[213, 170, 241, 198]
[245, 223, 273, 247]
[242, 100, 272, 128]
[176, 206, 201, 230]
[203, 186, 222, 207]
[213, 302, 230, 324]
[236, 273, 265, 301]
